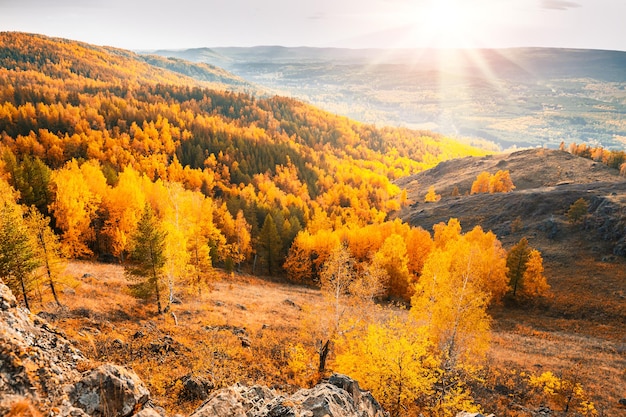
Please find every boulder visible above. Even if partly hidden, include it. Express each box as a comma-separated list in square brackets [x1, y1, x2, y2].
[190, 373, 388, 417]
[69, 364, 150, 417]
[178, 373, 215, 401]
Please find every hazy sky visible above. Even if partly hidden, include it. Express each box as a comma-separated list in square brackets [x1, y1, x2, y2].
[1, 0, 624, 51]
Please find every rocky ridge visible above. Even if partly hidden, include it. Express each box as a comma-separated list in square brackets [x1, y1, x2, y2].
[398, 149, 626, 255]
[0, 278, 389, 417]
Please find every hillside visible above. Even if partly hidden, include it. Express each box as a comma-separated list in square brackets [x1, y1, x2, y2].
[397, 148, 626, 251]
[398, 148, 626, 331]
[4, 256, 625, 417]
[0, 32, 250, 92]
[0, 272, 388, 417]
[152, 46, 626, 149]
[0, 32, 487, 266]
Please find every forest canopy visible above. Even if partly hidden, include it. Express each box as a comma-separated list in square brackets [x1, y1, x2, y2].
[0, 32, 487, 276]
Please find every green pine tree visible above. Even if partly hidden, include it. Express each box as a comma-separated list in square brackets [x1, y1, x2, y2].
[0, 202, 41, 310]
[506, 237, 531, 297]
[26, 207, 65, 307]
[125, 204, 167, 314]
[258, 214, 282, 276]
[567, 198, 589, 224]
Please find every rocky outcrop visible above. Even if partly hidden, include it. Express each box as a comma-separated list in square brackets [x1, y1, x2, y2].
[177, 373, 215, 401]
[190, 373, 388, 417]
[0, 277, 390, 417]
[0, 279, 155, 417]
[0, 279, 83, 415]
[69, 364, 150, 417]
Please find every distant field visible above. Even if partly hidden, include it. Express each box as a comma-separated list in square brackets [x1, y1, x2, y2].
[152, 47, 626, 150]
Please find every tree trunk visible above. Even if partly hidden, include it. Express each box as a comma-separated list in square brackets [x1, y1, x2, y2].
[43, 248, 61, 307]
[49, 278, 61, 307]
[19, 275, 30, 311]
[318, 339, 330, 373]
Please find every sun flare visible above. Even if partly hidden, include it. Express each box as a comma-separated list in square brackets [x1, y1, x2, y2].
[406, 0, 485, 48]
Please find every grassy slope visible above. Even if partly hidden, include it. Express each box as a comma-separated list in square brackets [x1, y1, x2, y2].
[34, 257, 625, 416]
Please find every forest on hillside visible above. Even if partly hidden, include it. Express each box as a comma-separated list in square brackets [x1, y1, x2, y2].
[0, 33, 607, 417]
[0, 32, 486, 272]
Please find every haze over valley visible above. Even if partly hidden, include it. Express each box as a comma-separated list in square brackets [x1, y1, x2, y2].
[153, 46, 626, 150]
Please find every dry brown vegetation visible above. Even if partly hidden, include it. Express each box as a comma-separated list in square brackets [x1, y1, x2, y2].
[37, 261, 322, 414]
[30, 256, 625, 417]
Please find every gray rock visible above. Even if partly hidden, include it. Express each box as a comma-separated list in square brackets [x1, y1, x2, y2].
[70, 364, 150, 417]
[178, 373, 215, 401]
[57, 402, 92, 417]
[456, 412, 495, 417]
[535, 405, 552, 416]
[190, 374, 388, 417]
[134, 408, 163, 417]
[0, 279, 84, 414]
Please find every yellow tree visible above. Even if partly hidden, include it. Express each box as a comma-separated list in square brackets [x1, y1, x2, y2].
[463, 226, 509, 302]
[334, 314, 436, 417]
[320, 243, 357, 332]
[233, 210, 253, 270]
[372, 234, 412, 300]
[433, 218, 462, 249]
[412, 245, 492, 366]
[411, 245, 489, 416]
[410, 219, 508, 416]
[350, 261, 387, 303]
[284, 230, 316, 284]
[405, 226, 434, 277]
[519, 249, 550, 299]
[186, 194, 224, 295]
[425, 185, 441, 202]
[470, 172, 491, 194]
[49, 159, 103, 258]
[101, 167, 146, 261]
[162, 182, 192, 309]
[214, 204, 251, 270]
[489, 170, 515, 193]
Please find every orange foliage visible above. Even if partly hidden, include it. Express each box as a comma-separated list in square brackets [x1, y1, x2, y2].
[6, 400, 43, 417]
[471, 170, 515, 194]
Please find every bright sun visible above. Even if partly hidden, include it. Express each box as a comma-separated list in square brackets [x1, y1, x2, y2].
[406, 0, 483, 48]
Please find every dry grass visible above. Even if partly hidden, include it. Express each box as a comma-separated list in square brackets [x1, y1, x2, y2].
[31, 260, 626, 416]
[33, 261, 323, 414]
[6, 400, 43, 417]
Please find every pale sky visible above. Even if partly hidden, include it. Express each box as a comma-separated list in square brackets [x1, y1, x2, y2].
[0, 0, 624, 51]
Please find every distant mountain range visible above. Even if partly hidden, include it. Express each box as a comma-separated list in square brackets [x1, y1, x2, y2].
[149, 47, 626, 150]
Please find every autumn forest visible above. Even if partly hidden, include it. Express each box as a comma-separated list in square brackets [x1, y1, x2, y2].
[0, 32, 621, 417]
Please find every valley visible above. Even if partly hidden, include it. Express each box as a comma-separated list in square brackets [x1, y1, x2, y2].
[153, 47, 626, 150]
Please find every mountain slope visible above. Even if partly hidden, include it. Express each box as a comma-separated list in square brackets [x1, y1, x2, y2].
[0, 32, 486, 264]
[398, 148, 626, 249]
[397, 148, 626, 335]
[0, 32, 252, 92]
